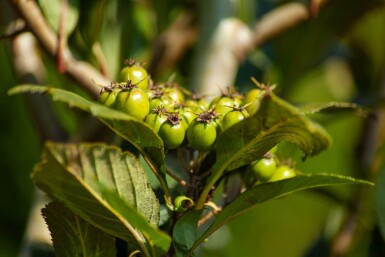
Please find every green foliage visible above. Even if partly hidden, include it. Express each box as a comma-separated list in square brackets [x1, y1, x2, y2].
[42, 201, 117, 257]
[174, 174, 373, 257]
[217, 92, 332, 171]
[33, 142, 170, 256]
[9, 83, 374, 256]
[8, 85, 167, 175]
[3, 0, 385, 256]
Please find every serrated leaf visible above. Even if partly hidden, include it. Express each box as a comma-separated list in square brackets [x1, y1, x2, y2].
[177, 173, 373, 257]
[38, 0, 79, 35]
[299, 101, 368, 116]
[42, 201, 116, 257]
[33, 142, 171, 257]
[8, 85, 166, 175]
[100, 188, 171, 257]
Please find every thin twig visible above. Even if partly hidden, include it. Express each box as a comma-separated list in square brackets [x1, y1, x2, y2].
[252, 0, 328, 48]
[177, 148, 190, 172]
[11, 0, 109, 99]
[92, 42, 110, 78]
[198, 202, 222, 227]
[166, 168, 187, 187]
[57, 0, 68, 73]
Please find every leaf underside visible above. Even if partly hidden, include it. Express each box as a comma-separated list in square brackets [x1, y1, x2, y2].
[8, 85, 166, 174]
[175, 173, 373, 257]
[42, 201, 116, 257]
[33, 142, 170, 257]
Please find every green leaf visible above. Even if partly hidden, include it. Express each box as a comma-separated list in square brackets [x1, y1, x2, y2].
[33, 142, 171, 257]
[196, 91, 333, 209]
[299, 101, 368, 116]
[178, 173, 373, 257]
[42, 201, 116, 257]
[216, 92, 332, 172]
[38, 0, 79, 35]
[173, 211, 202, 257]
[100, 188, 171, 257]
[8, 85, 166, 175]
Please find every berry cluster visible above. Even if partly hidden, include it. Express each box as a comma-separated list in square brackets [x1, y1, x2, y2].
[98, 60, 298, 182]
[98, 60, 267, 152]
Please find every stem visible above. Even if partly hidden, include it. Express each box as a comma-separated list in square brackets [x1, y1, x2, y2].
[57, 0, 68, 73]
[251, 1, 329, 47]
[166, 168, 187, 187]
[92, 42, 110, 78]
[192, 151, 206, 174]
[195, 167, 223, 210]
[10, 0, 109, 98]
[177, 148, 189, 172]
[142, 155, 171, 203]
[198, 202, 222, 226]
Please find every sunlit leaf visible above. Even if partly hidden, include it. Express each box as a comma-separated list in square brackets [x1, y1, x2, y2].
[195, 90, 333, 209]
[33, 142, 171, 257]
[8, 85, 166, 175]
[176, 173, 373, 256]
[299, 101, 368, 116]
[216, 92, 332, 171]
[42, 201, 116, 257]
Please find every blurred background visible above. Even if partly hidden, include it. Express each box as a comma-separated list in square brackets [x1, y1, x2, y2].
[1, 0, 385, 256]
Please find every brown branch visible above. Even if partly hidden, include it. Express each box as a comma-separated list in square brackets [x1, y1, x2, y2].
[252, 0, 328, 48]
[166, 168, 187, 187]
[92, 42, 110, 78]
[198, 202, 222, 227]
[57, 0, 68, 73]
[11, 0, 109, 99]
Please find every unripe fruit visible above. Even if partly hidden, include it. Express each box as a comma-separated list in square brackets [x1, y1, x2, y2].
[269, 165, 297, 182]
[145, 109, 168, 133]
[165, 87, 185, 105]
[115, 87, 150, 120]
[187, 119, 217, 152]
[243, 88, 263, 115]
[211, 97, 235, 120]
[221, 109, 248, 131]
[99, 90, 117, 108]
[158, 114, 186, 149]
[249, 158, 277, 182]
[119, 62, 149, 91]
